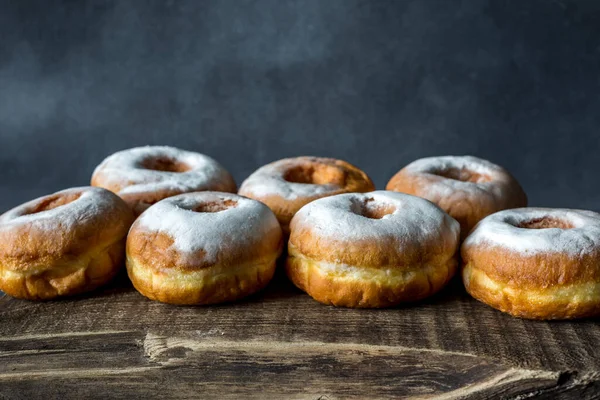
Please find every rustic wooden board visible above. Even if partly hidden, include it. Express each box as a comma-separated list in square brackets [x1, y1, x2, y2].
[1, 267, 599, 399]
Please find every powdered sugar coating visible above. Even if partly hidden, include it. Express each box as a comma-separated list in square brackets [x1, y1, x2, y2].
[401, 155, 510, 198]
[133, 192, 281, 264]
[463, 208, 600, 255]
[292, 190, 460, 245]
[92, 146, 235, 196]
[239, 157, 343, 201]
[0, 187, 123, 233]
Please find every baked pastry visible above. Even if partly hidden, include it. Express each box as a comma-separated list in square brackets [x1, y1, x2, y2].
[0, 187, 134, 300]
[286, 191, 460, 308]
[462, 208, 600, 320]
[239, 156, 374, 235]
[126, 192, 283, 305]
[92, 146, 236, 215]
[386, 155, 527, 239]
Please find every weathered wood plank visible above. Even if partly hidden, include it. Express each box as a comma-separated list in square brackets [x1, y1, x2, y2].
[1, 268, 599, 398]
[1, 273, 599, 372]
[0, 331, 144, 374]
[0, 330, 598, 399]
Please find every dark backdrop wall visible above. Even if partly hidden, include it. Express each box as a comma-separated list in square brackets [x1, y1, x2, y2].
[1, 0, 599, 213]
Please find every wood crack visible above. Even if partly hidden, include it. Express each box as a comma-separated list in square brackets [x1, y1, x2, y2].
[0, 366, 162, 380]
[0, 330, 133, 341]
[506, 371, 600, 400]
[0, 330, 598, 399]
[140, 332, 600, 399]
[142, 332, 496, 363]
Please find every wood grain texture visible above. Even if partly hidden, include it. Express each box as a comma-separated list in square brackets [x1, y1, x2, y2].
[1, 269, 599, 399]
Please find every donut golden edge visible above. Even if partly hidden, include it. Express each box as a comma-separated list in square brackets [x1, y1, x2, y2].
[286, 243, 457, 308]
[126, 252, 280, 305]
[1, 239, 128, 300]
[462, 262, 600, 320]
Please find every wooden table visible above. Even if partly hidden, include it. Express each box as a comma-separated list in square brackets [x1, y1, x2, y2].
[1, 266, 599, 399]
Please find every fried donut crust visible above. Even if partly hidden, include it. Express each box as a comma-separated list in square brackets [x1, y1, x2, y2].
[239, 156, 374, 235]
[92, 146, 236, 215]
[286, 191, 460, 308]
[462, 208, 600, 319]
[386, 155, 526, 239]
[0, 187, 134, 300]
[126, 192, 283, 305]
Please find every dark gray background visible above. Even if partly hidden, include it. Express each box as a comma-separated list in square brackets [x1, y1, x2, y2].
[1, 0, 599, 213]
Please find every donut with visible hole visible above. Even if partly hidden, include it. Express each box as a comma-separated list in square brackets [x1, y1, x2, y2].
[386, 155, 527, 239]
[239, 156, 374, 236]
[462, 208, 600, 319]
[286, 191, 460, 308]
[126, 192, 283, 305]
[92, 146, 236, 216]
[0, 187, 134, 300]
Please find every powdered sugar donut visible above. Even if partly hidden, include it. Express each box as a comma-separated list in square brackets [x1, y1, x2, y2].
[0, 187, 134, 300]
[286, 191, 460, 308]
[386, 156, 527, 239]
[126, 192, 283, 305]
[462, 208, 600, 320]
[239, 156, 374, 235]
[92, 146, 237, 216]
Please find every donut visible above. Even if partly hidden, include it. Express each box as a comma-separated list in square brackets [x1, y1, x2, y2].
[91, 146, 237, 216]
[286, 191, 460, 308]
[239, 156, 374, 235]
[462, 208, 600, 320]
[386, 155, 527, 239]
[126, 192, 283, 305]
[0, 187, 134, 300]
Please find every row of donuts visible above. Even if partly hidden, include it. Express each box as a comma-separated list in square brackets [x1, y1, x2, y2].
[90, 147, 525, 238]
[1, 146, 599, 320]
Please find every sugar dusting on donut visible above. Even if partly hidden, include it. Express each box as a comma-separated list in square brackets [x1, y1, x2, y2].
[404, 155, 504, 178]
[239, 158, 342, 201]
[135, 192, 280, 263]
[463, 208, 600, 255]
[401, 155, 510, 197]
[93, 146, 235, 195]
[0, 187, 120, 233]
[292, 191, 460, 243]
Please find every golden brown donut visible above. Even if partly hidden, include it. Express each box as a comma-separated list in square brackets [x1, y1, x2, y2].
[0, 187, 134, 300]
[462, 208, 600, 320]
[126, 192, 283, 305]
[286, 191, 460, 308]
[386, 155, 527, 239]
[238, 156, 374, 236]
[92, 146, 237, 216]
